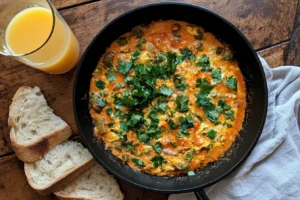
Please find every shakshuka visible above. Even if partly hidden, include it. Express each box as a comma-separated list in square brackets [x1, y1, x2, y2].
[89, 20, 246, 176]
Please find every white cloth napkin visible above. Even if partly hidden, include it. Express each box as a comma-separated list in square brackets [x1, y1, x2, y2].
[169, 57, 300, 200]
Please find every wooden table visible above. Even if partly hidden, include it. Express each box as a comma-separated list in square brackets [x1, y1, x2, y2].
[0, 0, 299, 199]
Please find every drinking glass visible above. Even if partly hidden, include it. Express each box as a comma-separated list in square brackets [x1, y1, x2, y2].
[0, 0, 80, 74]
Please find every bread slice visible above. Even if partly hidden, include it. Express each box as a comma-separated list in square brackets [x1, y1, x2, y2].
[24, 140, 95, 195]
[54, 164, 123, 200]
[8, 86, 72, 162]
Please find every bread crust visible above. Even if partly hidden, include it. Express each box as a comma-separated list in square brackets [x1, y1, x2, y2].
[8, 86, 72, 162]
[10, 126, 72, 162]
[54, 165, 124, 200]
[55, 190, 124, 200]
[24, 159, 96, 195]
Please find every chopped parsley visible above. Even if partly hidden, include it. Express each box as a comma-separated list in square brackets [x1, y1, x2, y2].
[117, 61, 132, 75]
[157, 102, 167, 112]
[224, 122, 233, 128]
[136, 43, 143, 51]
[187, 171, 196, 176]
[153, 142, 162, 154]
[196, 55, 211, 71]
[175, 95, 189, 112]
[130, 113, 143, 125]
[177, 115, 194, 138]
[225, 110, 235, 121]
[117, 90, 138, 106]
[106, 107, 113, 115]
[96, 98, 107, 108]
[196, 78, 213, 95]
[137, 132, 149, 142]
[211, 91, 217, 98]
[176, 163, 190, 170]
[211, 68, 222, 83]
[174, 76, 188, 91]
[206, 130, 217, 139]
[195, 93, 218, 124]
[107, 69, 117, 82]
[168, 119, 179, 130]
[131, 50, 141, 61]
[179, 48, 193, 61]
[217, 99, 231, 113]
[226, 76, 237, 91]
[159, 85, 173, 96]
[185, 149, 196, 162]
[151, 156, 166, 168]
[125, 142, 134, 151]
[170, 142, 177, 147]
[131, 158, 145, 167]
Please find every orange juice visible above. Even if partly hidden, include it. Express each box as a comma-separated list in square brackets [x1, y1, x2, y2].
[5, 7, 80, 74]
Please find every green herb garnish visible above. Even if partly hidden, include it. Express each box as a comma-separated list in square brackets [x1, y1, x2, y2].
[117, 61, 132, 75]
[187, 171, 196, 176]
[125, 142, 134, 151]
[185, 149, 196, 162]
[196, 55, 211, 71]
[159, 85, 173, 97]
[168, 119, 179, 130]
[206, 130, 217, 139]
[151, 156, 166, 168]
[225, 110, 235, 121]
[131, 158, 145, 167]
[211, 68, 222, 83]
[106, 107, 113, 115]
[107, 69, 117, 82]
[226, 76, 237, 91]
[175, 95, 189, 113]
[153, 142, 162, 154]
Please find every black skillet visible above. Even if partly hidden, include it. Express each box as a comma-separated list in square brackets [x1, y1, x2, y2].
[73, 2, 268, 199]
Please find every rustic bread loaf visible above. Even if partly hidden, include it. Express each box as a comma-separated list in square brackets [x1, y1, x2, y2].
[24, 140, 95, 195]
[54, 164, 123, 200]
[8, 86, 72, 162]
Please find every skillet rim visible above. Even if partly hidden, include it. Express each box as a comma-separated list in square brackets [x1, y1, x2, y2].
[73, 1, 268, 193]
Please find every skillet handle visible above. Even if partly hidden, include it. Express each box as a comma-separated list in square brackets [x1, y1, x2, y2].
[194, 189, 209, 200]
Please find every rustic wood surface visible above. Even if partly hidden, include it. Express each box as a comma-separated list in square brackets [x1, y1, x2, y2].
[0, 0, 299, 199]
[287, 3, 300, 66]
[51, 0, 92, 9]
[0, 0, 91, 9]
[258, 42, 290, 68]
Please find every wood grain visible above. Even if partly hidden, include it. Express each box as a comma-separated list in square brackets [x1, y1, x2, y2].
[286, 2, 300, 66]
[258, 42, 290, 68]
[119, 181, 168, 200]
[52, 0, 92, 9]
[0, 154, 57, 200]
[0, 0, 91, 9]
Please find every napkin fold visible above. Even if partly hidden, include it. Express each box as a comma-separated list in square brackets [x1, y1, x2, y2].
[169, 57, 300, 200]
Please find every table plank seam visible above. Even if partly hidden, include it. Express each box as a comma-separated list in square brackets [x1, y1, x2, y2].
[57, 0, 102, 11]
[255, 39, 290, 52]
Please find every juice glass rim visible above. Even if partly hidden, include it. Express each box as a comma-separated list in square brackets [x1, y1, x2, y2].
[0, 0, 56, 57]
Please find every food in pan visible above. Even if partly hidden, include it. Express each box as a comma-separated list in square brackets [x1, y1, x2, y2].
[89, 20, 246, 176]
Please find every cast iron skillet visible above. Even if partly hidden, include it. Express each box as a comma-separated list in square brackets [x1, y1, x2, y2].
[73, 2, 268, 199]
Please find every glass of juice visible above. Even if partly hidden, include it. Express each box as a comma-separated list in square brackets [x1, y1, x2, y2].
[0, 0, 80, 74]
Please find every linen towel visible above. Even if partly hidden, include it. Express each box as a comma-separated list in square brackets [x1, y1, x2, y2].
[169, 57, 300, 200]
